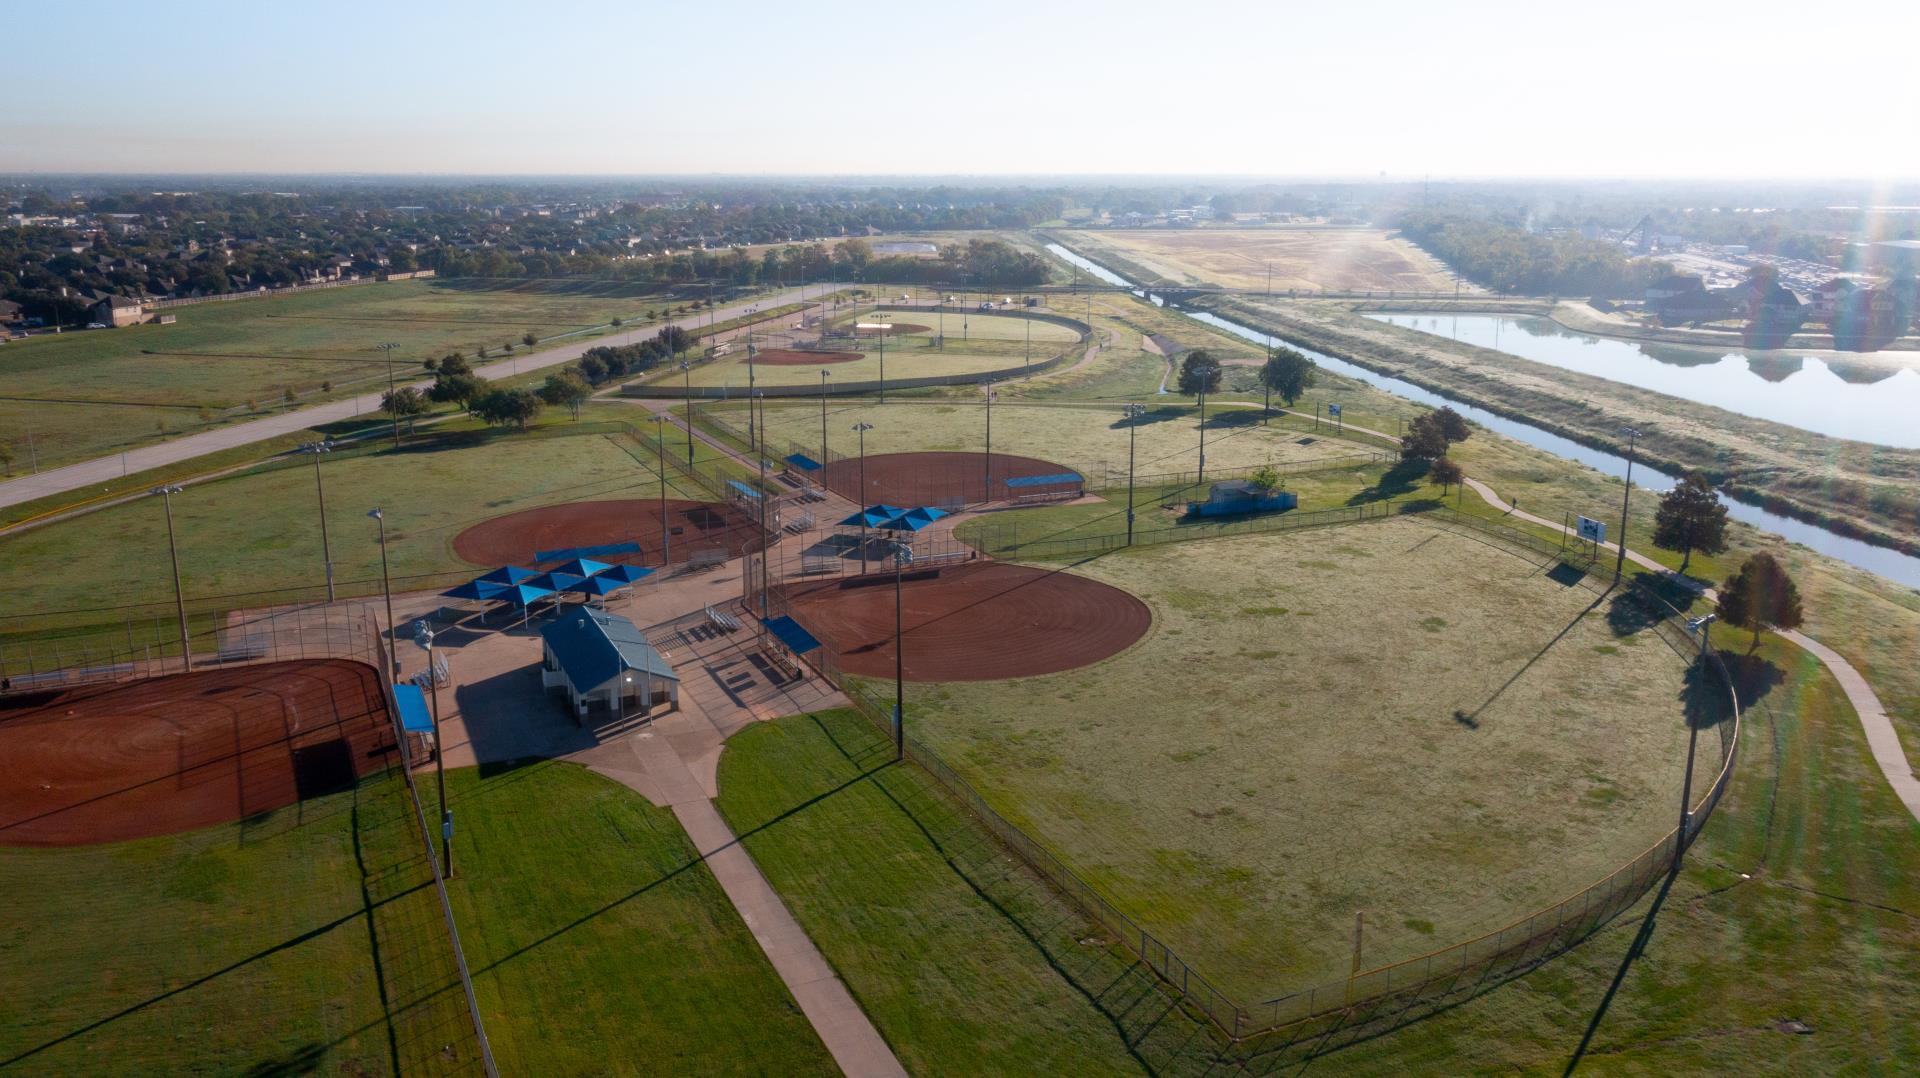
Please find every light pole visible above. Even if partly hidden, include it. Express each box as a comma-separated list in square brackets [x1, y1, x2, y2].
[1023, 311, 1031, 374]
[1123, 403, 1146, 545]
[679, 360, 696, 467]
[1677, 613, 1717, 869]
[152, 485, 191, 670]
[368, 509, 399, 674]
[819, 370, 831, 475]
[419, 627, 452, 878]
[755, 391, 771, 615]
[876, 307, 887, 404]
[982, 380, 995, 501]
[746, 326, 758, 450]
[1615, 426, 1641, 581]
[377, 342, 401, 449]
[852, 422, 874, 571]
[893, 537, 908, 761]
[650, 414, 671, 567]
[1196, 362, 1218, 483]
[303, 440, 336, 600]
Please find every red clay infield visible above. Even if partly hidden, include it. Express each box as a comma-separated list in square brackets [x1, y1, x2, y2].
[0, 660, 396, 847]
[778, 562, 1150, 681]
[821, 451, 1080, 507]
[754, 348, 864, 366]
[452, 498, 766, 568]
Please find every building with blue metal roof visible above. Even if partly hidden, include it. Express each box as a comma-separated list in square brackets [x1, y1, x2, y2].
[538, 606, 679, 721]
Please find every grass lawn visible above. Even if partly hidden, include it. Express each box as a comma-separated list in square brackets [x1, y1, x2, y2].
[681, 347, 1035, 390]
[0, 766, 479, 1076]
[715, 709, 1163, 1076]
[0, 412, 723, 642]
[1054, 229, 1465, 293]
[894, 516, 1695, 997]
[708, 398, 1384, 484]
[0, 277, 680, 471]
[442, 761, 834, 1076]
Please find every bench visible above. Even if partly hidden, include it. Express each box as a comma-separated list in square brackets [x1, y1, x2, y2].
[784, 511, 815, 535]
[705, 605, 742, 634]
[800, 555, 840, 575]
[1014, 489, 1081, 505]
[685, 548, 728, 572]
[903, 549, 971, 570]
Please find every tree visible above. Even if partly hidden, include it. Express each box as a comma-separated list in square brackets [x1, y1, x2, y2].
[1175, 349, 1222, 398]
[1247, 464, 1281, 491]
[429, 372, 487, 413]
[538, 369, 591, 420]
[1652, 471, 1730, 573]
[1717, 552, 1804, 652]
[1431, 406, 1471, 444]
[1429, 455, 1464, 495]
[610, 316, 623, 328]
[380, 386, 429, 437]
[577, 354, 609, 385]
[1258, 346, 1317, 410]
[1400, 413, 1450, 462]
[0, 440, 13, 475]
[472, 387, 543, 431]
[522, 331, 538, 348]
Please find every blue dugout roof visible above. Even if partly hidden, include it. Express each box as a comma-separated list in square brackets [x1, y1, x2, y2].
[784, 452, 822, 472]
[393, 682, 433, 733]
[763, 615, 821, 655]
[1004, 472, 1082, 489]
[727, 479, 762, 501]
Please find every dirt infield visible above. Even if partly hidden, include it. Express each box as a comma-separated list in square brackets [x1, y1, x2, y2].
[779, 562, 1151, 681]
[754, 348, 864, 366]
[0, 660, 395, 846]
[452, 498, 767, 568]
[851, 323, 931, 337]
[820, 451, 1080, 506]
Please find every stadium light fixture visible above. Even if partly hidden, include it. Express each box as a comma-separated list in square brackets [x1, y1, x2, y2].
[679, 359, 696, 466]
[819, 370, 831, 474]
[302, 440, 336, 600]
[149, 485, 191, 670]
[367, 508, 399, 674]
[1615, 426, 1641, 581]
[414, 625, 452, 878]
[1123, 404, 1148, 546]
[648, 414, 671, 566]
[1675, 612, 1718, 868]
[852, 422, 875, 572]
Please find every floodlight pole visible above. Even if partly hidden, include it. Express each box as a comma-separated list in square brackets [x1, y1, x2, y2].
[1615, 427, 1640, 581]
[1123, 404, 1146, 545]
[650, 415, 670, 567]
[877, 308, 887, 404]
[755, 391, 770, 616]
[679, 360, 696, 467]
[982, 381, 994, 500]
[746, 326, 757, 450]
[853, 422, 873, 572]
[368, 508, 399, 675]
[424, 629, 451, 878]
[819, 370, 831, 474]
[305, 441, 336, 600]
[893, 536, 905, 761]
[377, 342, 401, 449]
[1023, 312, 1031, 374]
[1196, 365, 1217, 483]
[1676, 614, 1716, 870]
[153, 485, 191, 671]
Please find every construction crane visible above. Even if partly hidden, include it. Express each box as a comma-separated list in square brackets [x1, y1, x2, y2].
[1621, 214, 1654, 254]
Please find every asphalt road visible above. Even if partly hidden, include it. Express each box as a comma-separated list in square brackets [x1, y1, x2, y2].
[0, 283, 843, 511]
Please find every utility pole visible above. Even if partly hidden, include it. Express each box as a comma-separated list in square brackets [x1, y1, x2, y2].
[1196, 362, 1217, 483]
[377, 342, 401, 449]
[153, 485, 191, 671]
[679, 360, 696, 467]
[1123, 403, 1146, 545]
[304, 440, 337, 601]
[1615, 427, 1641, 581]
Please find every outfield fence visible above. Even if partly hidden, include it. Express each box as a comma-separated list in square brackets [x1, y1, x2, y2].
[748, 504, 1739, 1042]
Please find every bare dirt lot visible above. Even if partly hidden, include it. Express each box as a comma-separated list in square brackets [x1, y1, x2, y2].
[1060, 228, 1467, 292]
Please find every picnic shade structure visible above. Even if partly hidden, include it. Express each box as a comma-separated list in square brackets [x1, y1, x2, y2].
[477, 565, 541, 586]
[441, 579, 508, 602]
[874, 506, 948, 533]
[563, 574, 628, 600]
[497, 581, 558, 627]
[599, 564, 656, 586]
[835, 504, 907, 530]
[545, 557, 612, 579]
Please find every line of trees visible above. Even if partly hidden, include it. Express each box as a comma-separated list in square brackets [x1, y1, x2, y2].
[1397, 212, 1663, 297]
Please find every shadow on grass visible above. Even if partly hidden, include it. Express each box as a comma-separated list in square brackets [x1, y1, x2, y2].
[1347, 459, 1425, 505]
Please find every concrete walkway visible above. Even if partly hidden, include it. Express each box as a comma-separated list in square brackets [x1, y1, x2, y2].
[0, 283, 843, 511]
[584, 720, 906, 1078]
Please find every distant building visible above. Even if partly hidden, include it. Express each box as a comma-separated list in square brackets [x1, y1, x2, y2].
[88, 293, 146, 328]
[0, 299, 22, 326]
[1187, 480, 1298, 519]
[1810, 278, 1858, 323]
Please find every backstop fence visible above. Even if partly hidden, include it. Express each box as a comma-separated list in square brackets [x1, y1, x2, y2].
[748, 504, 1740, 1042]
[0, 601, 498, 1075]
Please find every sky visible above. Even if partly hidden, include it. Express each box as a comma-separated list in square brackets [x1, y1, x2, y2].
[7, 0, 1918, 178]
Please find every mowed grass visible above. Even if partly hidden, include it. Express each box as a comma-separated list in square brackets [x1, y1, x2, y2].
[716, 399, 1384, 482]
[715, 709, 1164, 1076]
[674, 308, 1081, 390]
[1057, 229, 1465, 293]
[0, 417, 706, 638]
[0, 278, 665, 470]
[0, 767, 478, 1076]
[899, 517, 1694, 997]
[442, 761, 834, 1076]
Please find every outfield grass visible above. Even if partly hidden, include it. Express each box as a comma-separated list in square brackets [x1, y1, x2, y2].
[442, 761, 834, 1076]
[0, 766, 474, 1075]
[715, 709, 1160, 1076]
[0, 278, 680, 471]
[895, 517, 1694, 997]
[0, 411, 732, 642]
[710, 398, 1384, 483]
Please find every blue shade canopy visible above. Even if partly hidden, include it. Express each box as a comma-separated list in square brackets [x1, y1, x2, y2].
[442, 579, 507, 601]
[528, 571, 586, 593]
[836, 504, 907, 529]
[500, 581, 557, 606]
[546, 557, 612, 579]
[564, 574, 628, 597]
[394, 683, 433, 733]
[764, 615, 821, 654]
[598, 564, 656, 585]
[477, 565, 539, 586]
[875, 506, 950, 532]
[784, 452, 822, 472]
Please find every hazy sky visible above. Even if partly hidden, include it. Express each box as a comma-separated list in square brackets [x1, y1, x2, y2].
[8, 0, 1917, 178]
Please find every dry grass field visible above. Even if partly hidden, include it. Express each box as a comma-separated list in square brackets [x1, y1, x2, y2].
[900, 516, 1695, 998]
[1060, 228, 1468, 293]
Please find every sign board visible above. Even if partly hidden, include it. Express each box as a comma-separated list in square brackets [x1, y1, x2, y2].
[1576, 515, 1606, 543]
[1327, 403, 1342, 418]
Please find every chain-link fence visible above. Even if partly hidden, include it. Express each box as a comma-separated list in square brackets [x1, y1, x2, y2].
[748, 504, 1739, 1042]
